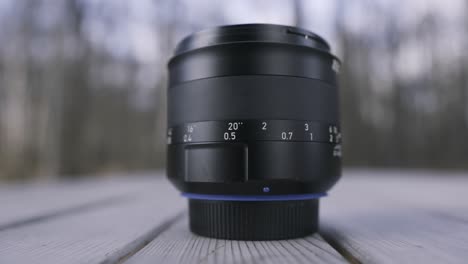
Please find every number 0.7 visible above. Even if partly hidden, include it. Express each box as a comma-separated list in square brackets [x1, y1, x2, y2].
[281, 132, 293, 140]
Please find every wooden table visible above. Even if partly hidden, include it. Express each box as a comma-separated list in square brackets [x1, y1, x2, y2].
[1, 170, 467, 263]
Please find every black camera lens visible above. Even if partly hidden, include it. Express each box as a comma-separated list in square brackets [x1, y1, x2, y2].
[167, 24, 341, 240]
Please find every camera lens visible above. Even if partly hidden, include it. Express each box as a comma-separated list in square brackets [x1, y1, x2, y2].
[167, 24, 341, 240]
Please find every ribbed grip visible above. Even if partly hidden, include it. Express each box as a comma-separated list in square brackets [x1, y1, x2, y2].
[188, 199, 319, 240]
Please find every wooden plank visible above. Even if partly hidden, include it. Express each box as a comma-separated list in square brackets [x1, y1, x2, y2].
[2, 170, 467, 263]
[126, 215, 347, 264]
[0, 173, 161, 231]
[320, 170, 468, 264]
[0, 177, 186, 264]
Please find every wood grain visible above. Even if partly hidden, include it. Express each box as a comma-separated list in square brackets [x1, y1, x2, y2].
[126, 215, 347, 264]
[0, 177, 186, 264]
[1, 170, 468, 263]
[0, 174, 163, 231]
[321, 170, 468, 264]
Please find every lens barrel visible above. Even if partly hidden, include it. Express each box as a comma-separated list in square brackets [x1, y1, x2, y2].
[167, 24, 341, 240]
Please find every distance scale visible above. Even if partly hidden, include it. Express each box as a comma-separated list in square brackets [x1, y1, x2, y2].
[167, 120, 341, 145]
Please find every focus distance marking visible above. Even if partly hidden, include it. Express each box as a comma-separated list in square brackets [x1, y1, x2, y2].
[168, 120, 341, 145]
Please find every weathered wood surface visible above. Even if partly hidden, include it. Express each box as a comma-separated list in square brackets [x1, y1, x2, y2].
[321, 170, 468, 264]
[126, 216, 346, 264]
[0, 174, 186, 263]
[0, 170, 467, 263]
[0, 174, 160, 231]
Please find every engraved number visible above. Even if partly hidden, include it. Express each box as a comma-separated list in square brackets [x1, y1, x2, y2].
[228, 122, 241, 131]
[224, 132, 236, 140]
[281, 132, 293, 140]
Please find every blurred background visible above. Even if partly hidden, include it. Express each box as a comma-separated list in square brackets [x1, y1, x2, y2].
[0, 0, 466, 181]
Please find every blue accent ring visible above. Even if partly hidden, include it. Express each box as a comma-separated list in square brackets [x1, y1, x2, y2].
[181, 192, 327, 201]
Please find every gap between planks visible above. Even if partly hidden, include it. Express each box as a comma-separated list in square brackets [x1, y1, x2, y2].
[0, 176, 187, 264]
[0, 175, 164, 232]
[124, 214, 349, 264]
[107, 211, 186, 264]
[0, 194, 135, 232]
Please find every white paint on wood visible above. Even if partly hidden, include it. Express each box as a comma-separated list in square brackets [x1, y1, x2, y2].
[126, 216, 347, 264]
[1, 170, 468, 263]
[0, 177, 186, 264]
[0, 174, 163, 230]
[321, 170, 468, 264]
